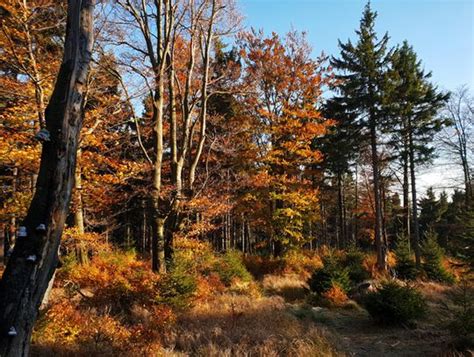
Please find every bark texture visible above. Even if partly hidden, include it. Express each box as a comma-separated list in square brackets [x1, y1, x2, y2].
[0, 1, 94, 355]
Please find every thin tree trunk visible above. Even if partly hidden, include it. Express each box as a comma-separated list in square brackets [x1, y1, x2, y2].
[188, 0, 216, 191]
[408, 127, 421, 267]
[5, 168, 18, 264]
[73, 149, 84, 234]
[354, 162, 359, 244]
[403, 152, 411, 238]
[74, 148, 88, 265]
[151, 72, 166, 273]
[337, 172, 345, 248]
[370, 118, 387, 270]
[461, 156, 472, 207]
[0, 2, 94, 354]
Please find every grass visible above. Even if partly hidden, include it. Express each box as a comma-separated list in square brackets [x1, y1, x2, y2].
[162, 294, 341, 356]
[262, 274, 308, 302]
[26, 246, 472, 356]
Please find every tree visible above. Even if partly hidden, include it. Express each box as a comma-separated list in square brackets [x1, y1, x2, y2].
[330, 2, 392, 269]
[0, 1, 94, 355]
[112, 0, 238, 272]
[0, 0, 65, 263]
[389, 41, 448, 266]
[320, 99, 361, 248]
[418, 187, 446, 237]
[239, 30, 333, 255]
[439, 86, 473, 207]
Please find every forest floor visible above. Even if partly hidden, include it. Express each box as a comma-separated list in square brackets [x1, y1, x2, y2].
[262, 275, 459, 357]
[29, 273, 464, 356]
[17, 249, 468, 357]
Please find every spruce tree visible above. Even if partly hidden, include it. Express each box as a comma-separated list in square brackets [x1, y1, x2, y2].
[330, 1, 392, 269]
[394, 234, 418, 280]
[419, 187, 444, 236]
[388, 41, 449, 267]
[319, 102, 361, 247]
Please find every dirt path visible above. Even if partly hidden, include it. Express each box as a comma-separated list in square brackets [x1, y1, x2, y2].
[305, 306, 451, 356]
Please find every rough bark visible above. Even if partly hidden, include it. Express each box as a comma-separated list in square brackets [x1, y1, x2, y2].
[0, 1, 94, 355]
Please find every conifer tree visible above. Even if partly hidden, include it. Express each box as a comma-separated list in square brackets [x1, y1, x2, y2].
[330, 2, 392, 269]
[389, 41, 449, 266]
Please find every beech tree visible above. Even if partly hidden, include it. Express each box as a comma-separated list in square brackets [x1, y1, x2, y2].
[112, 0, 238, 272]
[0, 1, 94, 355]
[239, 30, 333, 255]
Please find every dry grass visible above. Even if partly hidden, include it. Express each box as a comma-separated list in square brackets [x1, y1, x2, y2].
[262, 274, 308, 302]
[162, 294, 341, 356]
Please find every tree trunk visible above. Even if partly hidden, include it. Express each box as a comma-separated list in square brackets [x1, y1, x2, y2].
[408, 127, 421, 267]
[74, 148, 88, 265]
[337, 172, 346, 248]
[461, 155, 472, 207]
[5, 168, 18, 265]
[369, 119, 387, 270]
[0, 1, 94, 355]
[354, 162, 359, 243]
[151, 78, 166, 273]
[403, 153, 411, 238]
[74, 148, 85, 235]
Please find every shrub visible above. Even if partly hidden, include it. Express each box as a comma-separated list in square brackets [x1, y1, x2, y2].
[173, 238, 217, 276]
[66, 250, 160, 313]
[421, 231, 455, 283]
[214, 250, 253, 286]
[322, 283, 349, 306]
[308, 256, 351, 294]
[446, 277, 474, 349]
[243, 255, 285, 278]
[343, 249, 370, 283]
[283, 250, 323, 277]
[394, 236, 418, 280]
[364, 281, 426, 325]
[157, 261, 197, 310]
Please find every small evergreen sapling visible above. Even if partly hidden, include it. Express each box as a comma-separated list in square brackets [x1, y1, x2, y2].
[364, 281, 426, 325]
[394, 235, 418, 280]
[308, 255, 351, 294]
[421, 230, 455, 283]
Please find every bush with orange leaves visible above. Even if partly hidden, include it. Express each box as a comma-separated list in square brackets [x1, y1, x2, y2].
[243, 255, 286, 278]
[283, 250, 324, 277]
[244, 250, 323, 280]
[32, 239, 261, 355]
[63, 251, 162, 312]
[32, 300, 134, 355]
[322, 284, 349, 307]
[61, 227, 111, 257]
[33, 251, 178, 355]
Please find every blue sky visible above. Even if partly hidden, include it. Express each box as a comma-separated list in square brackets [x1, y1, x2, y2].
[239, 0, 474, 92]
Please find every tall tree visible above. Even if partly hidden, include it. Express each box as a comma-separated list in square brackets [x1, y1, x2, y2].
[389, 41, 448, 266]
[321, 91, 361, 247]
[439, 86, 473, 207]
[113, 0, 238, 271]
[239, 30, 333, 255]
[330, 2, 392, 269]
[0, 1, 94, 355]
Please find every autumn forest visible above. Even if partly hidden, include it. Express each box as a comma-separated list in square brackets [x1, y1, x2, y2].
[0, 0, 473, 356]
